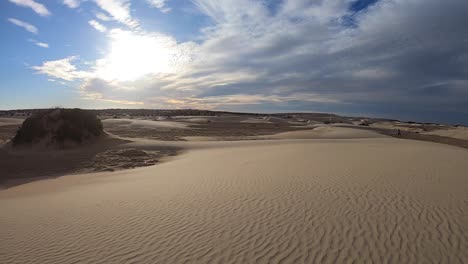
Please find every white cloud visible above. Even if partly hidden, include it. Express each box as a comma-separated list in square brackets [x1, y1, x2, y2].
[95, 12, 112, 21]
[92, 0, 138, 28]
[28, 39, 49, 48]
[31, 29, 195, 81]
[279, 0, 350, 22]
[35, 42, 49, 48]
[89, 97, 144, 105]
[150, 93, 338, 109]
[88, 20, 107, 32]
[80, 78, 144, 105]
[192, 0, 266, 24]
[8, 0, 50, 16]
[146, 0, 171, 13]
[32, 56, 91, 81]
[93, 29, 195, 81]
[62, 0, 80, 8]
[8, 18, 38, 34]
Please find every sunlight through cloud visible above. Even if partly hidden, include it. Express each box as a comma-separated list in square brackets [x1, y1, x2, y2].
[94, 29, 193, 82]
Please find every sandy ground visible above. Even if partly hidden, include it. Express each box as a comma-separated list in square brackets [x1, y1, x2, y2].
[101, 116, 306, 141]
[0, 118, 24, 126]
[261, 126, 388, 139]
[240, 117, 272, 124]
[1, 115, 468, 262]
[0, 135, 180, 186]
[102, 118, 191, 129]
[0, 118, 23, 144]
[1, 130, 468, 263]
[423, 127, 468, 141]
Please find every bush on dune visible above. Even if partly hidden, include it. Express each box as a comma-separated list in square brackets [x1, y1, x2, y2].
[12, 108, 103, 148]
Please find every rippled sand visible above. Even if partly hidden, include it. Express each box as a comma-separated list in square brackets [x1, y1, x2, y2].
[1, 138, 467, 263]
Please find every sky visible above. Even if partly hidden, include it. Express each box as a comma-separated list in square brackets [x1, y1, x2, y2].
[1, 0, 468, 124]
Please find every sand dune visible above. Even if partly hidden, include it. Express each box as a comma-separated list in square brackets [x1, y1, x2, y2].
[240, 117, 272, 124]
[370, 122, 426, 133]
[0, 118, 24, 126]
[102, 118, 191, 129]
[423, 127, 468, 141]
[182, 136, 218, 141]
[1, 137, 467, 263]
[178, 117, 211, 123]
[263, 126, 388, 139]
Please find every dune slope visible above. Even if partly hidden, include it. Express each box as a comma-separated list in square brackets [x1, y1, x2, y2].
[1, 138, 467, 263]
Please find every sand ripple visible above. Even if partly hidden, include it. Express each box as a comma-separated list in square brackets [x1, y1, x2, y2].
[1, 138, 467, 263]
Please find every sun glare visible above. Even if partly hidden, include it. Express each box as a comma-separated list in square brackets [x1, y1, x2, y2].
[95, 29, 177, 82]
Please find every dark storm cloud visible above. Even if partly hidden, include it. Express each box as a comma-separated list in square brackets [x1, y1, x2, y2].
[185, 0, 468, 123]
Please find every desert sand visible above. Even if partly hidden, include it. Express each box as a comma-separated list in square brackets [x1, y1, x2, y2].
[260, 126, 388, 139]
[423, 126, 468, 141]
[102, 118, 191, 129]
[1, 126, 467, 263]
[0, 118, 24, 144]
[0, 118, 24, 126]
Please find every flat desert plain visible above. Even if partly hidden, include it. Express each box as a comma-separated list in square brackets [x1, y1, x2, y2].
[1, 117, 467, 263]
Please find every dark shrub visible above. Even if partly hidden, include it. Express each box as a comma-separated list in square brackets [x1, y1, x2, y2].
[12, 108, 103, 147]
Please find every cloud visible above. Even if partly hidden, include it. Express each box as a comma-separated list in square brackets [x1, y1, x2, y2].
[148, 93, 338, 109]
[7, 18, 38, 34]
[95, 12, 112, 21]
[34, 42, 49, 48]
[31, 0, 468, 121]
[146, 0, 171, 13]
[93, 29, 195, 81]
[80, 78, 144, 105]
[88, 20, 107, 32]
[31, 56, 91, 81]
[28, 39, 49, 48]
[62, 0, 80, 8]
[92, 0, 138, 28]
[8, 0, 50, 16]
[180, 0, 468, 118]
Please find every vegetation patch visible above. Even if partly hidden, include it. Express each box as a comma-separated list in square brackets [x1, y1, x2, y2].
[12, 108, 103, 148]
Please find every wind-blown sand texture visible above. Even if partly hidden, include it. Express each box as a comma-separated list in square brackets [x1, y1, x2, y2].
[1, 135, 467, 263]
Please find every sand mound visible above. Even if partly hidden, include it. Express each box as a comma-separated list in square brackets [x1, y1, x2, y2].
[240, 117, 272, 124]
[423, 127, 468, 140]
[12, 108, 103, 148]
[264, 126, 387, 139]
[102, 118, 190, 129]
[0, 138, 467, 263]
[172, 116, 212, 123]
[0, 118, 24, 127]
